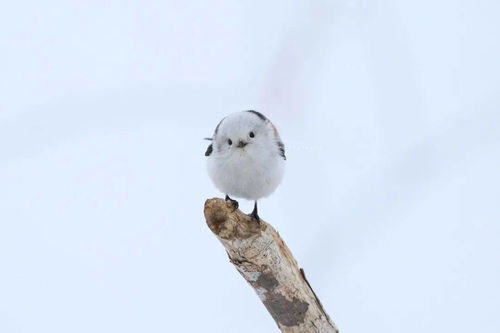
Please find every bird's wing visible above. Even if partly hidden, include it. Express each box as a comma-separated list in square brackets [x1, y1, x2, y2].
[205, 143, 213, 156]
[277, 141, 286, 160]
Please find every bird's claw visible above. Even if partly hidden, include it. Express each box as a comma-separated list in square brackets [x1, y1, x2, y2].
[249, 212, 260, 225]
[225, 195, 239, 210]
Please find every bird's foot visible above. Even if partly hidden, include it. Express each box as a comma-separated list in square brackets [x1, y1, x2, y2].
[248, 211, 260, 224]
[249, 201, 260, 225]
[248, 213, 260, 225]
[225, 195, 239, 210]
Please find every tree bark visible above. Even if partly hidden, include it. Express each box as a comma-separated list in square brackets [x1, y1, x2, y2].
[204, 198, 338, 333]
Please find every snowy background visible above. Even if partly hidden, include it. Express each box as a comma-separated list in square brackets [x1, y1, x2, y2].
[1, 1, 499, 332]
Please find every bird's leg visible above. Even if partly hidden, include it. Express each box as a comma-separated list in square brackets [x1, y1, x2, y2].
[249, 201, 260, 223]
[225, 194, 239, 210]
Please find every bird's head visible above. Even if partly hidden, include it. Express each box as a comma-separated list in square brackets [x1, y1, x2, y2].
[209, 111, 278, 157]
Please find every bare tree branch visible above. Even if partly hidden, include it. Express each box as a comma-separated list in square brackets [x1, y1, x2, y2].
[204, 198, 338, 333]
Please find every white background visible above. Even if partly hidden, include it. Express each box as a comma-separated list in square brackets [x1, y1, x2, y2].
[1, 1, 499, 332]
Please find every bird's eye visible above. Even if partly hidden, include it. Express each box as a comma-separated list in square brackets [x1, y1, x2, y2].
[227, 139, 233, 145]
[249, 132, 255, 138]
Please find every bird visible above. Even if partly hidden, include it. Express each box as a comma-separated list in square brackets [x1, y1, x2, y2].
[205, 110, 286, 221]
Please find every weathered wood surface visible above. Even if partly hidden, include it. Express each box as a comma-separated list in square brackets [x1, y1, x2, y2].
[204, 198, 338, 333]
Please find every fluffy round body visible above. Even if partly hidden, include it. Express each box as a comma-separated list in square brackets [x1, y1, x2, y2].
[206, 111, 286, 201]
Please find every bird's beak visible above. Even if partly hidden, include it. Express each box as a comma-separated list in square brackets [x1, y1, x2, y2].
[237, 140, 248, 148]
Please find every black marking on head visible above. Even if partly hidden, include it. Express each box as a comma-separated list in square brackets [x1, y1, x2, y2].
[246, 110, 267, 122]
[277, 141, 286, 160]
[214, 117, 226, 136]
[205, 143, 213, 156]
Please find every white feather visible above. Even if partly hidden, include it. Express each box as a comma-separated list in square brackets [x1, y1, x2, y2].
[206, 111, 285, 201]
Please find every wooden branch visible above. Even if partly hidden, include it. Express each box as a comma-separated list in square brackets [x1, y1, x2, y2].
[204, 198, 338, 333]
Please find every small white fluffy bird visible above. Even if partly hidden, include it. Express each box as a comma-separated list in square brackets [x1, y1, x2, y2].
[205, 110, 286, 221]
